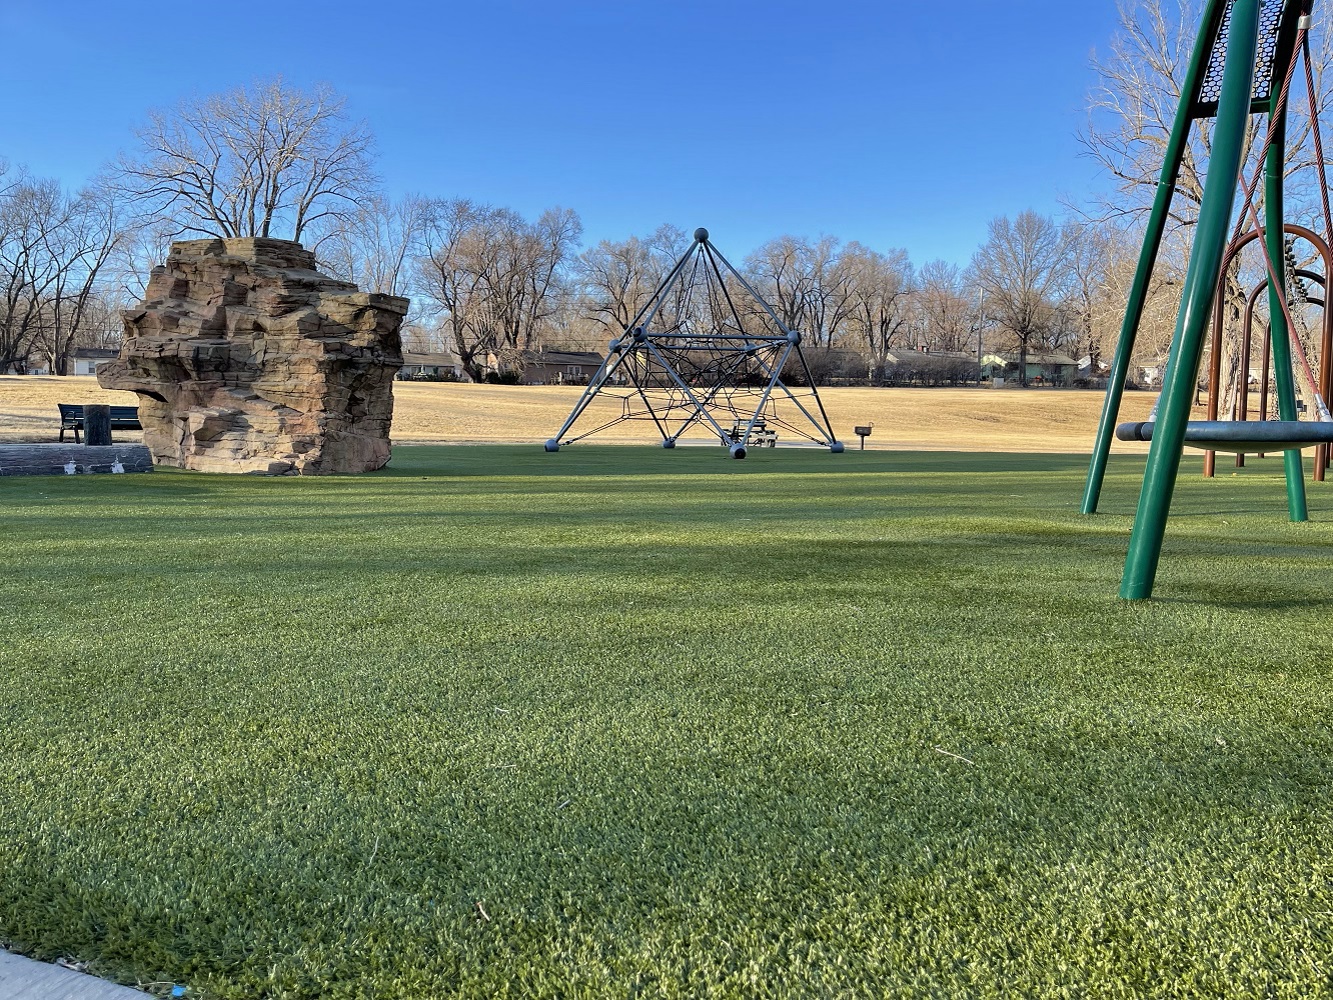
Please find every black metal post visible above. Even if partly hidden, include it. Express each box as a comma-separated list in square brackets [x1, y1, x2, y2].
[84, 405, 112, 447]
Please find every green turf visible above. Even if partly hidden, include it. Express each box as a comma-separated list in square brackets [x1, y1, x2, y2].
[2, 445, 1332, 999]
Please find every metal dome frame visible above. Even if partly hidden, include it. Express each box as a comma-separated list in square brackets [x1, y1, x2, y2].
[543, 228, 844, 459]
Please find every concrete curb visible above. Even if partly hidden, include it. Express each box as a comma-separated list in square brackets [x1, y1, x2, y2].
[0, 950, 154, 998]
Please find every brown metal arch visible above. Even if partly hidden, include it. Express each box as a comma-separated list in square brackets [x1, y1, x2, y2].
[1204, 222, 1333, 478]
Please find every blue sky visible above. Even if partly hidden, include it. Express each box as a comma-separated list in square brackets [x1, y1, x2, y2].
[0, 0, 1126, 267]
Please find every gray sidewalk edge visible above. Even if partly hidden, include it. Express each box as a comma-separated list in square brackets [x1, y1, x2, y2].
[0, 949, 155, 998]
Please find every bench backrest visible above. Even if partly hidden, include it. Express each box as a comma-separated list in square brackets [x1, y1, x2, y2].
[58, 403, 140, 424]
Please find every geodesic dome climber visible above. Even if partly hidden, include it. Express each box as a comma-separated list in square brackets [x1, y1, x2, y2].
[1082, 0, 1333, 598]
[544, 228, 844, 459]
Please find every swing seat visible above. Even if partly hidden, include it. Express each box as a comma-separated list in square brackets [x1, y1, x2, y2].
[1115, 419, 1333, 454]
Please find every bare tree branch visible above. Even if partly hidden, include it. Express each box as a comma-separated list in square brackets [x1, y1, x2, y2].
[115, 77, 377, 245]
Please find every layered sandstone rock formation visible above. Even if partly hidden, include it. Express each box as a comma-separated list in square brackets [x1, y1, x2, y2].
[99, 238, 408, 475]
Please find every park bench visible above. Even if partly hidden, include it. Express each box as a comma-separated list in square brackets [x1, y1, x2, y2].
[729, 420, 778, 447]
[58, 403, 141, 443]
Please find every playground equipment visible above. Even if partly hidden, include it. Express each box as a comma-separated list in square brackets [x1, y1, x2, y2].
[1198, 224, 1333, 478]
[1082, 0, 1333, 598]
[543, 228, 844, 458]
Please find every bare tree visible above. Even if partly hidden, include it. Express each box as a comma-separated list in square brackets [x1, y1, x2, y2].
[1081, 1, 1333, 396]
[416, 200, 494, 380]
[33, 183, 129, 374]
[0, 174, 132, 374]
[917, 260, 976, 353]
[317, 193, 426, 296]
[575, 224, 687, 335]
[1060, 220, 1110, 368]
[1084, 0, 1333, 231]
[971, 211, 1072, 387]
[839, 243, 916, 378]
[0, 176, 64, 373]
[516, 207, 583, 352]
[744, 235, 810, 334]
[105, 214, 177, 304]
[65, 292, 127, 351]
[0, 159, 16, 203]
[1083, 0, 1213, 229]
[118, 77, 376, 244]
[805, 238, 858, 347]
[416, 199, 582, 381]
[744, 235, 852, 346]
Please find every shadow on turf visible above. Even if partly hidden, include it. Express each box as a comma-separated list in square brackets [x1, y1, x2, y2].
[375, 446, 1095, 478]
[1148, 590, 1333, 610]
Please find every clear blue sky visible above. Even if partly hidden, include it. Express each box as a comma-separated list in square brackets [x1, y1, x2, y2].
[0, 0, 1126, 267]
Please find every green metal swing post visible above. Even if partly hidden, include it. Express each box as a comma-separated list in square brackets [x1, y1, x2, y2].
[1080, 0, 1229, 516]
[1264, 96, 1311, 520]
[1120, 0, 1262, 600]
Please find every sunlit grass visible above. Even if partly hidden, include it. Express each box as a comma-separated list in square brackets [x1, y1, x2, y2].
[2, 445, 1331, 998]
[0, 375, 1165, 452]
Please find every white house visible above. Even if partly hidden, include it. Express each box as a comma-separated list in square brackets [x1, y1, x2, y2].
[398, 351, 464, 380]
[71, 348, 119, 375]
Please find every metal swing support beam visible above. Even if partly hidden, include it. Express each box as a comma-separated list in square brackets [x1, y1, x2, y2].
[1079, 0, 1227, 516]
[1079, 0, 1317, 598]
[1125, 0, 1267, 598]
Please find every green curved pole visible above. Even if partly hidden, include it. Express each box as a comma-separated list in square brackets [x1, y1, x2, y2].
[1264, 95, 1310, 520]
[1121, 0, 1261, 600]
[1081, 0, 1228, 515]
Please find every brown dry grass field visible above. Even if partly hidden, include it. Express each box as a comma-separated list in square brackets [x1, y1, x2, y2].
[0, 375, 1168, 453]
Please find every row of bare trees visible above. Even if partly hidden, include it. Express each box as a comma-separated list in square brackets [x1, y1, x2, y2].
[0, 161, 132, 374]
[0, 63, 1153, 385]
[315, 208, 1017, 385]
[0, 103, 1156, 391]
[0, 139, 1132, 387]
[322, 207, 1124, 387]
[11, 1, 1331, 390]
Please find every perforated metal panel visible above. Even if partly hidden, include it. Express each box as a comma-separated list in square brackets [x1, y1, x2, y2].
[1194, 0, 1290, 117]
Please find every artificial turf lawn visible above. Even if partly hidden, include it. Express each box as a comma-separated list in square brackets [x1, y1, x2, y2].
[2, 445, 1332, 999]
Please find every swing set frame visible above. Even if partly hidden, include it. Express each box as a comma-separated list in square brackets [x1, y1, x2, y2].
[1083, 0, 1333, 598]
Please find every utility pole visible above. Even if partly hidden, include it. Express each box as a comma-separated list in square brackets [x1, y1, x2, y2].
[975, 288, 986, 384]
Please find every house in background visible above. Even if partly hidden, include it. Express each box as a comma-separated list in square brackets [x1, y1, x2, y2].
[981, 351, 1079, 386]
[71, 348, 120, 375]
[517, 350, 605, 385]
[882, 348, 979, 385]
[5, 353, 49, 374]
[398, 351, 464, 380]
[799, 347, 872, 384]
[1135, 357, 1170, 388]
[1076, 355, 1112, 387]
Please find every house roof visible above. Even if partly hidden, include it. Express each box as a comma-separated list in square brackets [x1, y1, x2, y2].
[983, 351, 1079, 366]
[402, 352, 461, 367]
[805, 348, 867, 361]
[885, 348, 976, 364]
[529, 350, 604, 366]
[72, 348, 120, 360]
